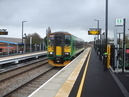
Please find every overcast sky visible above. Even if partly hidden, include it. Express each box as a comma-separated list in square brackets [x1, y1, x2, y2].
[0, 0, 129, 42]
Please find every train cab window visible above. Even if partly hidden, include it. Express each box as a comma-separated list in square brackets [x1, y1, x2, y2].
[65, 35, 71, 46]
[48, 35, 54, 46]
[55, 37, 62, 46]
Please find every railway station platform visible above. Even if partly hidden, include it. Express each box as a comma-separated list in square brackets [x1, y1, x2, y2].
[29, 47, 129, 97]
[0, 51, 47, 66]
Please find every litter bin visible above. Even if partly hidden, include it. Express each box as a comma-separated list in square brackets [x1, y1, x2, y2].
[103, 52, 108, 71]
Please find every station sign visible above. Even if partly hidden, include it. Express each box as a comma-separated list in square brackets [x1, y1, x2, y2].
[116, 19, 123, 26]
[0, 29, 8, 35]
[88, 31, 100, 35]
[88, 28, 101, 35]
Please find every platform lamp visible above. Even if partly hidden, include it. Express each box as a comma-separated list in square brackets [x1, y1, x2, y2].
[94, 19, 100, 56]
[104, 0, 108, 71]
[24, 33, 27, 53]
[22, 21, 27, 54]
[94, 19, 99, 43]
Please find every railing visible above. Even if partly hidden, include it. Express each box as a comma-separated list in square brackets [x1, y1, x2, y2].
[0, 44, 46, 56]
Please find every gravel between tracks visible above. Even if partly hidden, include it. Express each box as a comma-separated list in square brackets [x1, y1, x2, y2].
[8, 67, 62, 97]
[0, 63, 53, 96]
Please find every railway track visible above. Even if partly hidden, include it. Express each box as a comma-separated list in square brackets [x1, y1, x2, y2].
[4, 67, 62, 97]
[0, 57, 48, 81]
[0, 57, 62, 97]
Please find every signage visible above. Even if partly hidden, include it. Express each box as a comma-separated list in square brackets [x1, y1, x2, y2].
[0, 29, 8, 35]
[116, 19, 123, 26]
[0, 32, 8, 35]
[88, 28, 101, 35]
[88, 31, 100, 35]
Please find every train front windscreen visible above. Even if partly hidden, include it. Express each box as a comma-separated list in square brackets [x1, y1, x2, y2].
[48, 34, 64, 46]
[55, 35, 63, 46]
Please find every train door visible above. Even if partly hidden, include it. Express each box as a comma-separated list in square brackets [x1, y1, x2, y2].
[54, 34, 64, 57]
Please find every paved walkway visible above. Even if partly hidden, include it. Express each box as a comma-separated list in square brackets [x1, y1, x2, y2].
[69, 48, 129, 97]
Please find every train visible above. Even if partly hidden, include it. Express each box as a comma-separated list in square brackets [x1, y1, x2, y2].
[46, 31, 85, 66]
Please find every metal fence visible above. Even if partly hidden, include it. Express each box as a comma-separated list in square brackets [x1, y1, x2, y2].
[110, 45, 129, 70]
[0, 43, 46, 56]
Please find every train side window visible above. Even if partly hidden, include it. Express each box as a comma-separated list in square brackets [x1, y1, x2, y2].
[48, 35, 54, 46]
[65, 35, 71, 46]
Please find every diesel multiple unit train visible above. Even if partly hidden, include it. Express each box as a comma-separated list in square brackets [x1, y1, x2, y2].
[46, 31, 85, 66]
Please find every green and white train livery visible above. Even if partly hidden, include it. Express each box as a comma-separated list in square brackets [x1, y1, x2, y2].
[46, 31, 85, 66]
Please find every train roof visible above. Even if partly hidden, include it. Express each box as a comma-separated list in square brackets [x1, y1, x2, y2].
[49, 31, 84, 41]
[51, 31, 70, 34]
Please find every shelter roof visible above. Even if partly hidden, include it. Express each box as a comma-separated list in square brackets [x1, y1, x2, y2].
[0, 40, 22, 44]
[0, 37, 22, 44]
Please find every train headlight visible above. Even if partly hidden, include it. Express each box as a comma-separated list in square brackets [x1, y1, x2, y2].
[48, 52, 54, 57]
[49, 52, 53, 54]
[64, 52, 70, 55]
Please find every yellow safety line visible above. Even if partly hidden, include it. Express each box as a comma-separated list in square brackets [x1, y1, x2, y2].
[54, 48, 91, 97]
[76, 49, 92, 97]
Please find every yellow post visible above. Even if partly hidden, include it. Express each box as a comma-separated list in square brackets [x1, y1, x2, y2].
[107, 44, 111, 68]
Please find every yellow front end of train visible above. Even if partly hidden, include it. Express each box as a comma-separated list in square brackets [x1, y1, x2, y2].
[47, 32, 71, 66]
[47, 31, 84, 67]
[48, 46, 71, 66]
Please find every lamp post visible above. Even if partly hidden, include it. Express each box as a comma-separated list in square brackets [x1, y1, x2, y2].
[24, 33, 26, 53]
[22, 21, 27, 54]
[103, 0, 108, 71]
[30, 37, 32, 52]
[94, 19, 99, 44]
[105, 0, 108, 50]
[94, 19, 100, 56]
[94, 19, 102, 60]
[94, 19, 99, 31]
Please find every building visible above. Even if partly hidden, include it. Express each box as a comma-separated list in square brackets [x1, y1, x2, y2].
[0, 37, 22, 54]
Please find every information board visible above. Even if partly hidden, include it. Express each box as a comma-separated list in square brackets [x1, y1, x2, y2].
[88, 28, 101, 35]
[0, 29, 8, 35]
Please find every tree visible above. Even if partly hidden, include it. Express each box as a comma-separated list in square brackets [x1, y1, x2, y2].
[125, 34, 129, 44]
[25, 33, 42, 44]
